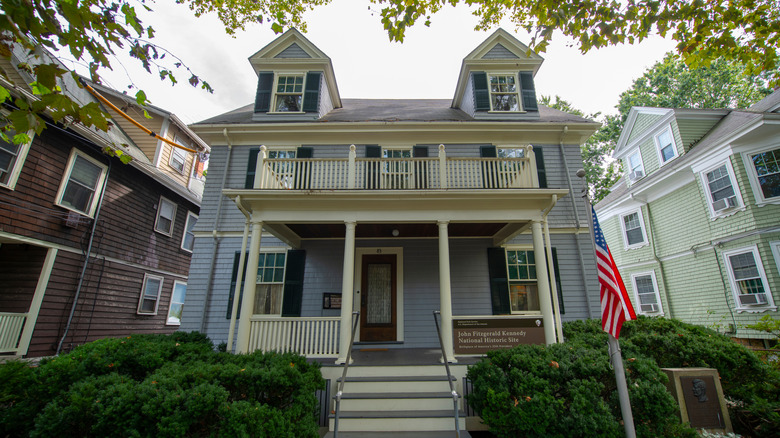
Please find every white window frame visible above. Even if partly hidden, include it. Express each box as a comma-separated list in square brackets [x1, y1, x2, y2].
[180, 211, 198, 252]
[742, 144, 780, 206]
[55, 149, 108, 218]
[631, 271, 664, 316]
[700, 160, 744, 218]
[166, 280, 187, 325]
[168, 138, 188, 174]
[723, 246, 776, 313]
[487, 72, 522, 112]
[504, 245, 542, 315]
[154, 196, 177, 236]
[626, 149, 645, 181]
[619, 209, 649, 250]
[381, 146, 413, 189]
[271, 72, 306, 113]
[0, 125, 34, 190]
[653, 124, 679, 165]
[137, 274, 164, 315]
[772, 241, 780, 279]
[253, 251, 288, 315]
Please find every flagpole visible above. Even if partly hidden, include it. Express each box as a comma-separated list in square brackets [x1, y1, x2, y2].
[579, 174, 636, 438]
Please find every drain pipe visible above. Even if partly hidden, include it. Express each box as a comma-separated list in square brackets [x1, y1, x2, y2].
[56, 158, 112, 355]
[226, 196, 251, 353]
[199, 129, 234, 332]
[559, 126, 594, 318]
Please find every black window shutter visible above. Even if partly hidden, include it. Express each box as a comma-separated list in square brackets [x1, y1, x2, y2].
[551, 248, 564, 314]
[412, 145, 428, 158]
[413, 146, 429, 188]
[365, 145, 381, 189]
[487, 247, 511, 315]
[254, 72, 274, 113]
[535, 147, 547, 188]
[245, 148, 260, 189]
[295, 147, 314, 189]
[296, 147, 313, 158]
[281, 250, 306, 317]
[480, 145, 497, 188]
[302, 72, 321, 113]
[226, 251, 247, 319]
[473, 72, 490, 111]
[518, 71, 538, 112]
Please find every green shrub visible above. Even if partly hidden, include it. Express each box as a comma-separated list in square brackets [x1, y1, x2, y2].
[467, 339, 695, 438]
[0, 332, 324, 438]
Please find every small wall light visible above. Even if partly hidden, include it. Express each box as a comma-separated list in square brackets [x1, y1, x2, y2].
[392, 229, 400, 237]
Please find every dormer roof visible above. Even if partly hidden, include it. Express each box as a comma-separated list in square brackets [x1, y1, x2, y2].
[248, 28, 341, 108]
[452, 29, 544, 109]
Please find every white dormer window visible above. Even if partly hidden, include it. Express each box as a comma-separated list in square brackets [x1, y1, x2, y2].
[654, 125, 678, 164]
[488, 74, 520, 112]
[169, 142, 187, 174]
[273, 74, 305, 112]
[627, 150, 645, 181]
[702, 162, 742, 216]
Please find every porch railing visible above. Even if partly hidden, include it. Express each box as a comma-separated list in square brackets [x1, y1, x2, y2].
[248, 316, 340, 357]
[0, 312, 27, 354]
[252, 145, 538, 191]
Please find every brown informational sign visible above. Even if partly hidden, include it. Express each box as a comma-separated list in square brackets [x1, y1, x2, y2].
[453, 318, 545, 354]
[322, 293, 341, 309]
[680, 376, 726, 429]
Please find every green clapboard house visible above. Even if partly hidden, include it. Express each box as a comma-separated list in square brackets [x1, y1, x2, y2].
[595, 90, 780, 345]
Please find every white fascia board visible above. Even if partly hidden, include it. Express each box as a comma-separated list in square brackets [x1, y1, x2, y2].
[597, 167, 695, 221]
[613, 108, 672, 158]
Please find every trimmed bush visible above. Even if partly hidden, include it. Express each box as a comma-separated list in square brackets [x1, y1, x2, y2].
[0, 332, 324, 437]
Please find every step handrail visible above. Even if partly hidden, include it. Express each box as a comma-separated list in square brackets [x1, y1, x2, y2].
[333, 310, 360, 438]
[433, 310, 461, 437]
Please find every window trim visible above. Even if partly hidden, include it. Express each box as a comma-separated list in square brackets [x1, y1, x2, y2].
[137, 273, 164, 315]
[619, 209, 649, 250]
[699, 160, 744, 218]
[181, 211, 198, 252]
[723, 246, 776, 313]
[270, 72, 306, 114]
[168, 139, 188, 174]
[630, 271, 664, 316]
[626, 149, 645, 182]
[0, 126, 34, 190]
[742, 144, 780, 206]
[54, 149, 108, 218]
[166, 280, 187, 325]
[487, 72, 523, 113]
[154, 196, 177, 237]
[504, 245, 542, 315]
[653, 124, 679, 166]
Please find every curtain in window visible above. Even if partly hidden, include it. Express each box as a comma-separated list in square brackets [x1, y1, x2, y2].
[366, 263, 392, 324]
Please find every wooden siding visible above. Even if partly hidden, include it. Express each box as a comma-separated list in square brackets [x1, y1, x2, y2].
[100, 93, 166, 161]
[275, 43, 311, 58]
[627, 113, 664, 144]
[677, 118, 720, 153]
[483, 44, 518, 59]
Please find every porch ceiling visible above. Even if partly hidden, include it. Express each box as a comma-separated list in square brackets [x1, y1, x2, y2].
[283, 221, 512, 239]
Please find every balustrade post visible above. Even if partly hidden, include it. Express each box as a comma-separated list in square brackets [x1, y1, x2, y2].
[254, 145, 267, 189]
[527, 145, 539, 188]
[438, 144, 447, 189]
[347, 145, 356, 189]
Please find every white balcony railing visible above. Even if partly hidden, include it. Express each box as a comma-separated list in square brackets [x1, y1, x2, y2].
[248, 316, 340, 358]
[252, 145, 539, 190]
[0, 312, 27, 354]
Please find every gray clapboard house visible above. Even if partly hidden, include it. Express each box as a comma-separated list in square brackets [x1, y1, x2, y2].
[181, 28, 601, 435]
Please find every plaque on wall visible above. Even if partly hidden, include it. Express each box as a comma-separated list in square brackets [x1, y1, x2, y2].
[662, 368, 732, 433]
[453, 317, 545, 354]
[322, 293, 341, 309]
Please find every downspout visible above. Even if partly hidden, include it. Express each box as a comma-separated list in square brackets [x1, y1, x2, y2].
[198, 128, 233, 332]
[559, 126, 594, 318]
[227, 196, 251, 353]
[630, 195, 674, 317]
[56, 158, 112, 355]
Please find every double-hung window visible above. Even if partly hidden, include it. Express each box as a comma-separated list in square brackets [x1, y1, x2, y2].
[620, 210, 648, 249]
[166, 281, 187, 325]
[631, 272, 663, 315]
[56, 150, 108, 217]
[267, 149, 297, 189]
[747, 147, 780, 202]
[0, 127, 32, 189]
[253, 252, 287, 315]
[138, 274, 163, 314]
[181, 212, 197, 252]
[488, 74, 520, 112]
[703, 162, 740, 214]
[627, 150, 645, 181]
[505, 249, 540, 312]
[273, 74, 305, 112]
[724, 247, 774, 310]
[155, 196, 177, 236]
[169, 139, 188, 174]
[654, 126, 678, 164]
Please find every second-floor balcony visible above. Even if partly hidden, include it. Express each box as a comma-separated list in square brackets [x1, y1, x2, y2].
[251, 145, 541, 191]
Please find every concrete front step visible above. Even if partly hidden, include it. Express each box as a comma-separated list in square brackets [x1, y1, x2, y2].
[340, 391, 459, 411]
[329, 410, 467, 432]
[322, 431, 473, 437]
[337, 375, 456, 393]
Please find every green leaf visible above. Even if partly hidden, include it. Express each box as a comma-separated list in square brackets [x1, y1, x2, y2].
[135, 90, 148, 106]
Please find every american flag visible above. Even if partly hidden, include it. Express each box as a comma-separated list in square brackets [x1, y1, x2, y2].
[591, 206, 636, 338]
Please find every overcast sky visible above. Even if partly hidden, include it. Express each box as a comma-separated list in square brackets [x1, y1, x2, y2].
[66, 0, 678, 125]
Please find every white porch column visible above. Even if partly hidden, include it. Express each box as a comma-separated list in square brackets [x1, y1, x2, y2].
[236, 220, 263, 353]
[337, 221, 357, 364]
[16, 248, 58, 356]
[532, 221, 556, 344]
[437, 220, 456, 362]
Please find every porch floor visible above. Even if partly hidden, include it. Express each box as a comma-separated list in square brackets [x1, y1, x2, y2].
[314, 348, 484, 367]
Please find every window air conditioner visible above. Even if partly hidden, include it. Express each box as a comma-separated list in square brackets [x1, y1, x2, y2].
[712, 196, 738, 212]
[640, 303, 658, 313]
[739, 293, 768, 306]
[628, 170, 644, 181]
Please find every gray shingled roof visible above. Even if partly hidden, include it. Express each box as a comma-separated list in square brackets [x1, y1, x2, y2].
[194, 98, 596, 125]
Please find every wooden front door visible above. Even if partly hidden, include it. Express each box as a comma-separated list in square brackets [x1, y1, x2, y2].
[360, 254, 397, 342]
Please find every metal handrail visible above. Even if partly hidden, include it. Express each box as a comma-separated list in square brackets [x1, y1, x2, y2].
[333, 311, 360, 438]
[433, 310, 461, 437]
